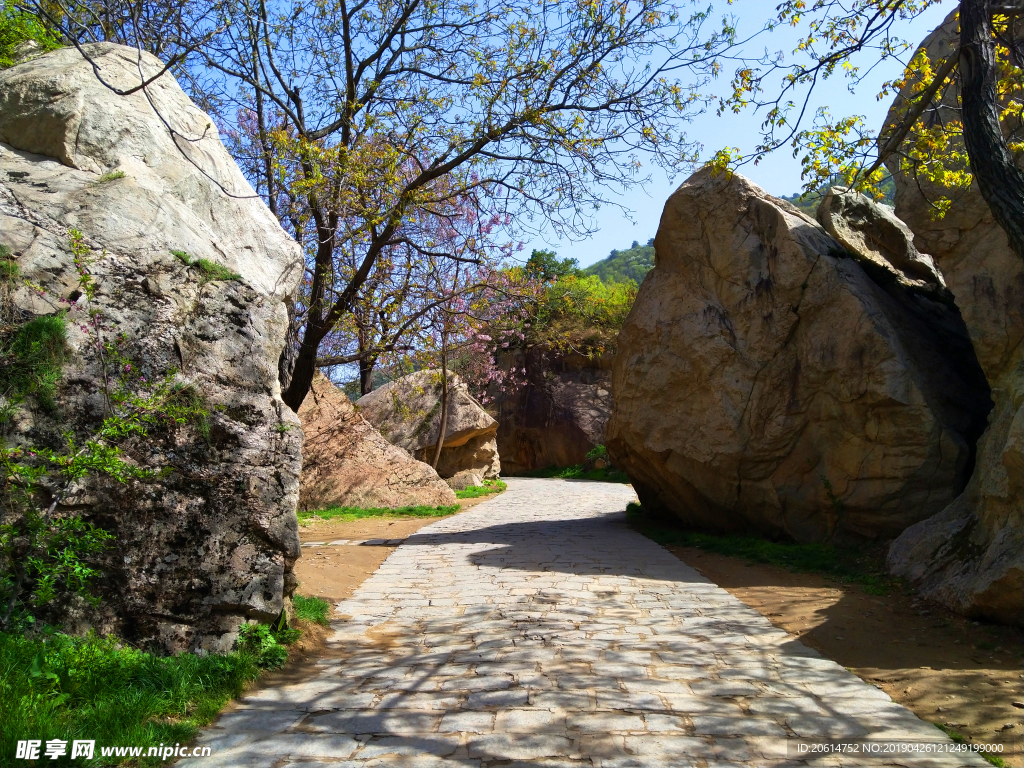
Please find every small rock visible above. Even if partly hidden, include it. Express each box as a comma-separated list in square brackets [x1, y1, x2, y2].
[447, 471, 484, 491]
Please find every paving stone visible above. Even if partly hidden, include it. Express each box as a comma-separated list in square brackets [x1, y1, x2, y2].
[437, 710, 495, 732]
[207, 708, 307, 732]
[356, 734, 461, 757]
[466, 733, 574, 760]
[190, 478, 982, 767]
[302, 710, 442, 734]
[466, 689, 531, 708]
[494, 708, 566, 732]
[691, 714, 788, 737]
[567, 712, 647, 732]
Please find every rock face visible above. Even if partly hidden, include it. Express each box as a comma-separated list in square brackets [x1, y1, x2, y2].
[495, 346, 613, 474]
[883, 14, 1024, 625]
[0, 44, 303, 652]
[606, 168, 991, 543]
[298, 373, 457, 510]
[358, 370, 500, 480]
[816, 186, 949, 300]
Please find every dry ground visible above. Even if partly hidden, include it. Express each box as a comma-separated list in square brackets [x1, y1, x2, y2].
[672, 546, 1024, 767]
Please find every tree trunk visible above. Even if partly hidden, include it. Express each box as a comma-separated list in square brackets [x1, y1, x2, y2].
[359, 356, 376, 396]
[278, 294, 299, 394]
[960, 0, 1024, 264]
[431, 334, 450, 471]
[282, 333, 321, 411]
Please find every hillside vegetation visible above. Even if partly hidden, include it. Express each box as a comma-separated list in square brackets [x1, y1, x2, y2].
[582, 239, 654, 284]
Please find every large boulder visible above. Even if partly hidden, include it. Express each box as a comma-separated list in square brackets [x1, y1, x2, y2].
[606, 168, 991, 543]
[298, 373, 456, 510]
[882, 14, 1024, 625]
[358, 370, 500, 480]
[0, 44, 303, 653]
[495, 346, 613, 474]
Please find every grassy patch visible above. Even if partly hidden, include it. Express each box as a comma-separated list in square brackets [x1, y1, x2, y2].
[455, 478, 507, 499]
[934, 723, 1006, 766]
[0, 630, 262, 766]
[521, 463, 631, 484]
[297, 503, 459, 525]
[1, 243, 18, 283]
[1, 312, 67, 416]
[626, 502, 895, 595]
[96, 170, 126, 183]
[293, 594, 330, 626]
[171, 250, 241, 284]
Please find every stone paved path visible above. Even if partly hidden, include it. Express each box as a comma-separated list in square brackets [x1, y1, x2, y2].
[188, 478, 987, 767]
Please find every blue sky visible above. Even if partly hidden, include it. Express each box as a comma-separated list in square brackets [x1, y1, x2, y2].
[533, 0, 953, 268]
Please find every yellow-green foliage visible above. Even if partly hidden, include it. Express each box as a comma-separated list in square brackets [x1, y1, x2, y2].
[0, 1, 60, 69]
[582, 240, 654, 284]
[171, 250, 242, 284]
[96, 170, 126, 183]
[531, 274, 636, 352]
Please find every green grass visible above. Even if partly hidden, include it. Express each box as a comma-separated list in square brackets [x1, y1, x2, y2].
[96, 170, 126, 183]
[0, 630, 263, 766]
[521, 463, 631, 484]
[455, 478, 507, 499]
[170, 250, 241, 284]
[292, 594, 330, 626]
[626, 502, 895, 595]
[1, 312, 67, 416]
[934, 723, 1006, 766]
[1, 243, 18, 284]
[297, 503, 459, 525]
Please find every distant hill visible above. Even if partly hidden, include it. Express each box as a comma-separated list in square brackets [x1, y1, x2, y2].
[778, 174, 896, 218]
[582, 239, 654, 284]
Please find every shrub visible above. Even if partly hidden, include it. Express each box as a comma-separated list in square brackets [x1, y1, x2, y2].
[522, 463, 630, 484]
[237, 624, 289, 670]
[530, 274, 636, 353]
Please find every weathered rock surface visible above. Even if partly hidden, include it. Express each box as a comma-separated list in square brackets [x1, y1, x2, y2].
[358, 370, 500, 479]
[495, 346, 613, 474]
[298, 373, 456, 511]
[816, 186, 949, 300]
[446, 470, 484, 491]
[607, 168, 991, 543]
[0, 44, 303, 652]
[883, 14, 1024, 625]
